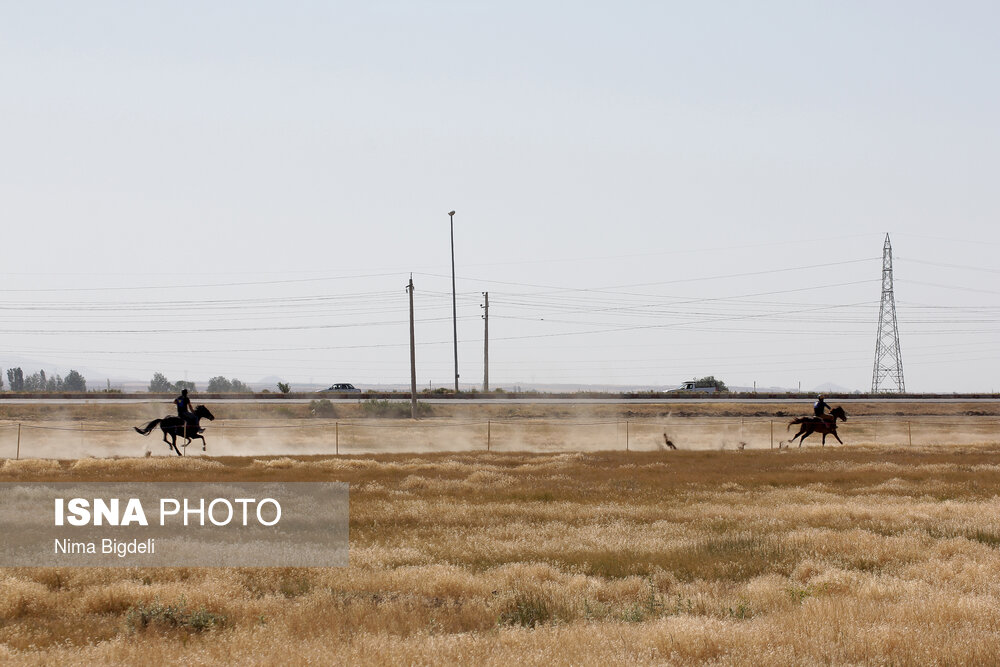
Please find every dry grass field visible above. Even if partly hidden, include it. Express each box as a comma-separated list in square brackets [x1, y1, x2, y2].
[3, 432, 1000, 664]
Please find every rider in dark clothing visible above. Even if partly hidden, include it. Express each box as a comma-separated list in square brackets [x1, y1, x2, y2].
[813, 395, 832, 418]
[173, 389, 197, 434]
[174, 389, 192, 417]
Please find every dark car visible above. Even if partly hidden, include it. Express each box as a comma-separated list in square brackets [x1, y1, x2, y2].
[319, 383, 362, 393]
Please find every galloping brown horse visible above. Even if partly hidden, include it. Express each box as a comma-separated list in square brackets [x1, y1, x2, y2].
[787, 406, 847, 447]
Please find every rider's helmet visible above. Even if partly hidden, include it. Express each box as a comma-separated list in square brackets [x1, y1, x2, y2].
[817, 395, 824, 400]
[181, 389, 188, 396]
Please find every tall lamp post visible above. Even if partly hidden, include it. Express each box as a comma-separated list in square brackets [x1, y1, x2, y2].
[449, 210, 459, 392]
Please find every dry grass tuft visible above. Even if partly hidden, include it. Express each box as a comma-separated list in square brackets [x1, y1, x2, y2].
[1, 459, 62, 474]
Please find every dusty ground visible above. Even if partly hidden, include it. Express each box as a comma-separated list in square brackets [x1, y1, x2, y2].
[3, 444, 1000, 665]
[0, 400, 997, 458]
[0, 399, 997, 423]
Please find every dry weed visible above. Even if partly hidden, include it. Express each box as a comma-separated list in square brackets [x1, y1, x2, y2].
[2, 443, 1000, 664]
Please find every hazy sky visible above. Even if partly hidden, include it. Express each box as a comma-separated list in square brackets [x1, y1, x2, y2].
[1, 2, 997, 392]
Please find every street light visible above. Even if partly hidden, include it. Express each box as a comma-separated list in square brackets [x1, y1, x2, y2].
[449, 211, 459, 392]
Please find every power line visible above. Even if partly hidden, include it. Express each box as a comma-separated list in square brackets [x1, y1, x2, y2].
[898, 257, 1000, 274]
[414, 256, 880, 294]
[0, 315, 480, 336]
[437, 232, 882, 268]
[897, 279, 1000, 296]
[0, 271, 406, 293]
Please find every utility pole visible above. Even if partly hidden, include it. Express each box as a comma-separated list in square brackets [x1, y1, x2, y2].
[482, 292, 489, 392]
[449, 210, 459, 392]
[872, 233, 905, 393]
[407, 276, 417, 418]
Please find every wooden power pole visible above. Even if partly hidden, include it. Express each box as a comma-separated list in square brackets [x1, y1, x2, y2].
[408, 276, 417, 419]
[482, 291, 489, 392]
[449, 211, 459, 393]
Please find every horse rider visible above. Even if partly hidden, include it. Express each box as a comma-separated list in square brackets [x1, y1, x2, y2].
[173, 388, 198, 436]
[813, 395, 832, 419]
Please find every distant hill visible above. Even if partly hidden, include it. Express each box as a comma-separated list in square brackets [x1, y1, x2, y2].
[811, 382, 856, 394]
[0, 361, 865, 395]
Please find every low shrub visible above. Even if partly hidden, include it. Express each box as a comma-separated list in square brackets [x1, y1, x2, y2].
[498, 593, 552, 628]
[308, 399, 337, 418]
[125, 599, 225, 633]
[360, 398, 432, 419]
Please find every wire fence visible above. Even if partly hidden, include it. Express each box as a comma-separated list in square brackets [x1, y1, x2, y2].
[0, 416, 998, 459]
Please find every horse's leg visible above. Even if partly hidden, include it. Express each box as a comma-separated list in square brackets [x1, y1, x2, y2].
[799, 430, 812, 447]
[191, 434, 206, 452]
[164, 431, 180, 456]
[822, 432, 827, 446]
[832, 430, 844, 445]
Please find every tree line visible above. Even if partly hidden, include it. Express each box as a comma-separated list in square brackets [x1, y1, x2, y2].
[692, 376, 728, 391]
[148, 373, 252, 393]
[3, 368, 87, 392]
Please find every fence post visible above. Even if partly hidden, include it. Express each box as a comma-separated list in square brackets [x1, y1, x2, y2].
[908, 421, 912, 446]
[487, 420, 491, 452]
[770, 420, 773, 449]
[336, 422, 339, 455]
[626, 420, 629, 452]
[16, 423, 21, 460]
[873, 418, 878, 445]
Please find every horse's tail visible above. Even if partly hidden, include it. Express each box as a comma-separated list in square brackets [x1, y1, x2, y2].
[787, 417, 805, 431]
[134, 419, 161, 436]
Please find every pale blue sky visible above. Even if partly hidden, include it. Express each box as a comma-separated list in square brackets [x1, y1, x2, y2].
[0, 2, 997, 391]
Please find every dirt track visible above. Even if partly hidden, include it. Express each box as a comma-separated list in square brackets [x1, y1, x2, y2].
[0, 399, 997, 459]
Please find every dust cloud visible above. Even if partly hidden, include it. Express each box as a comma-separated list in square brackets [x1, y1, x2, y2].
[0, 414, 997, 459]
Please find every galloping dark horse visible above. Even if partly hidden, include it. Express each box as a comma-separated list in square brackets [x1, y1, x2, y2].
[134, 405, 215, 456]
[787, 406, 847, 447]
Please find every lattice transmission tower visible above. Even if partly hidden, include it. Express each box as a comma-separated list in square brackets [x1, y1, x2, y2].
[871, 233, 905, 393]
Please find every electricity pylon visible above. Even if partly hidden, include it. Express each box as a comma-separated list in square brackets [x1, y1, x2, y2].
[871, 233, 905, 393]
